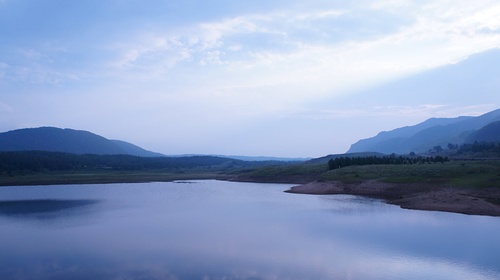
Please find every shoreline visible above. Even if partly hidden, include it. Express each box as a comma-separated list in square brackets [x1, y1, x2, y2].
[2, 172, 499, 217]
[285, 180, 500, 217]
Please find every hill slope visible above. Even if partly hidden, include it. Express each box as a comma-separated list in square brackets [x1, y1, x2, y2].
[465, 121, 500, 143]
[111, 140, 165, 157]
[0, 127, 163, 157]
[348, 109, 500, 154]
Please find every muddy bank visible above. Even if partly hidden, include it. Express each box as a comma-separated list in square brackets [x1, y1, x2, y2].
[286, 180, 500, 217]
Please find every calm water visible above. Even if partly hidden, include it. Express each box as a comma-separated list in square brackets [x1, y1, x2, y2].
[0, 180, 499, 280]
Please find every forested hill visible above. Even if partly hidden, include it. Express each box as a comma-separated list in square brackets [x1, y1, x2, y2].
[0, 151, 279, 173]
[348, 108, 500, 154]
[465, 121, 500, 143]
[0, 127, 163, 157]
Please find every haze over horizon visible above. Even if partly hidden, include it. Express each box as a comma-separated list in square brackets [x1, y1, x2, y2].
[1, 1, 500, 157]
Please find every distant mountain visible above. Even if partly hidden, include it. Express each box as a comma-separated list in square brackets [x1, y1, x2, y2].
[215, 155, 310, 162]
[170, 154, 310, 162]
[465, 121, 500, 143]
[0, 127, 164, 157]
[111, 140, 164, 157]
[348, 109, 500, 154]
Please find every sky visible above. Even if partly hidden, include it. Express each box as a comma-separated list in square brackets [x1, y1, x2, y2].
[1, 0, 500, 157]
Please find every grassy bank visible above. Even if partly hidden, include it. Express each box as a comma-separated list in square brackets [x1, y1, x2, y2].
[3, 157, 498, 216]
[319, 160, 500, 188]
[0, 170, 229, 186]
[230, 162, 328, 184]
[2, 159, 499, 191]
[234, 159, 500, 189]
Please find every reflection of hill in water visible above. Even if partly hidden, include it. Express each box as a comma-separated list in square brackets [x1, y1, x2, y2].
[0, 199, 100, 217]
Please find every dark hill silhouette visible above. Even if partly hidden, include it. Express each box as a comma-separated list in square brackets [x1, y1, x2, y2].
[0, 127, 164, 157]
[348, 116, 472, 154]
[348, 109, 500, 154]
[465, 121, 500, 143]
[343, 48, 500, 154]
[111, 140, 164, 157]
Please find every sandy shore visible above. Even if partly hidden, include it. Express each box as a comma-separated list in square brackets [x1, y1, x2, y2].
[286, 180, 500, 217]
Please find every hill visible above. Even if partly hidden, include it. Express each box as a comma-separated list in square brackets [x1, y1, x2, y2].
[0, 127, 164, 157]
[465, 121, 500, 143]
[111, 139, 164, 157]
[348, 108, 500, 154]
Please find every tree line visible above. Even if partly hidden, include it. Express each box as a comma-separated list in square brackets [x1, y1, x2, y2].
[0, 151, 271, 173]
[426, 141, 500, 154]
[457, 141, 500, 154]
[328, 155, 449, 170]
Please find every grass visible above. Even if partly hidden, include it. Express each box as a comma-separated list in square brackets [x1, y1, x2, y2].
[236, 160, 500, 189]
[2, 160, 499, 190]
[319, 160, 500, 188]
[0, 169, 229, 186]
[233, 162, 328, 183]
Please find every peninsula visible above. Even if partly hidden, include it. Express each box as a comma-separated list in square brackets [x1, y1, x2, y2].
[234, 158, 500, 217]
[286, 180, 500, 217]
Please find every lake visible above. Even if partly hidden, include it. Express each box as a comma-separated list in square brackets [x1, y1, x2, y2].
[0, 180, 499, 279]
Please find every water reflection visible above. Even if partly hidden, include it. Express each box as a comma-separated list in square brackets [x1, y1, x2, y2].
[0, 181, 498, 280]
[0, 199, 101, 219]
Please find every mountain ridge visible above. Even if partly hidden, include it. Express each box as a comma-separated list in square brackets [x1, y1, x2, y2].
[0, 127, 164, 157]
[348, 108, 500, 154]
[465, 121, 500, 144]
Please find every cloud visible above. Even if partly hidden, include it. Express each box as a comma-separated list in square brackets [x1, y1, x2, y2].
[1, 0, 500, 156]
[7, 0, 496, 98]
[104, 1, 500, 96]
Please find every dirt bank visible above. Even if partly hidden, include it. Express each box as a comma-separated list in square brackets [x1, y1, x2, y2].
[286, 180, 500, 217]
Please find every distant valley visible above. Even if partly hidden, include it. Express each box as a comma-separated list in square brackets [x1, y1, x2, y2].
[1, 107, 500, 161]
[0, 118, 499, 218]
[0, 127, 309, 162]
[0, 127, 296, 186]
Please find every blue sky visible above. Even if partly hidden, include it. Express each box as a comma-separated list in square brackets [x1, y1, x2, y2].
[1, 0, 500, 157]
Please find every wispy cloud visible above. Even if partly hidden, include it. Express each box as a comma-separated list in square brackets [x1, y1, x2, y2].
[1, 0, 499, 156]
[102, 1, 500, 99]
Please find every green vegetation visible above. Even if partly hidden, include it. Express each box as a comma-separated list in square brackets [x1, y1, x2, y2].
[0, 170, 229, 186]
[0, 151, 264, 172]
[327, 155, 448, 170]
[236, 159, 500, 188]
[233, 162, 328, 183]
[0, 151, 284, 186]
[456, 141, 500, 156]
[322, 160, 500, 187]
[1, 150, 499, 190]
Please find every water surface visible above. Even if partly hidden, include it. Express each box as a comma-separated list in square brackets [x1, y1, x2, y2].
[0, 180, 499, 279]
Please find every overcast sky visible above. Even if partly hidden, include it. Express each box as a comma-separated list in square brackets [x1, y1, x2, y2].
[1, 0, 500, 157]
